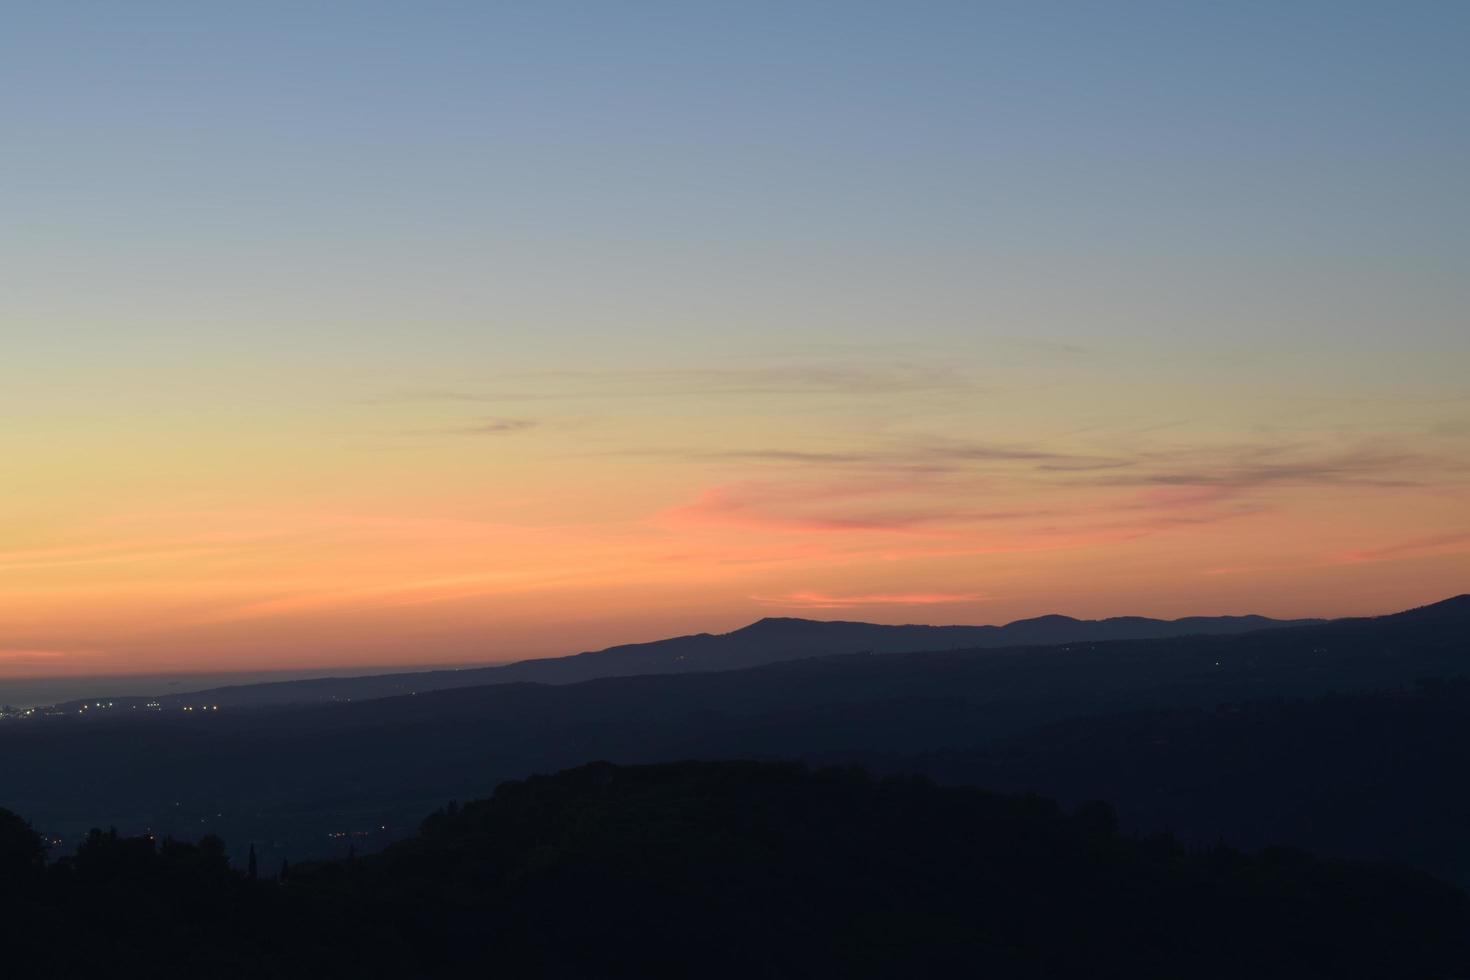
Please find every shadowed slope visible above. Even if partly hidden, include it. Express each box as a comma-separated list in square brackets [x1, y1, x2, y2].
[4, 761, 1468, 979]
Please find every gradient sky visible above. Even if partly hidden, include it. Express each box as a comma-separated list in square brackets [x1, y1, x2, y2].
[3, 2, 1468, 679]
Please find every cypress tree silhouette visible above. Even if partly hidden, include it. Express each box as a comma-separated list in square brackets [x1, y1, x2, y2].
[247, 843, 258, 880]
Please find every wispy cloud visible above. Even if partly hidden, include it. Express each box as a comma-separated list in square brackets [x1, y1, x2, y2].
[1000, 338, 1094, 359]
[609, 439, 1437, 493]
[640, 428, 1469, 575]
[659, 480, 1049, 536]
[613, 439, 1126, 474]
[372, 363, 978, 403]
[752, 591, 988, 609]
[667, 449, 882, 465]
[1336, 531, 1470, 564]
[0, 648, 69, 661]
[400, 417, 539, 437]
[0, 533, 279, 573]
[1093, 447, 1430, 491]
[202, 570, 575, 623]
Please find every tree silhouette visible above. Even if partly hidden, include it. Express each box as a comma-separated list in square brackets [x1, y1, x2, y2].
[0, 807, 43, 880]
[2, 761, 1469, 978]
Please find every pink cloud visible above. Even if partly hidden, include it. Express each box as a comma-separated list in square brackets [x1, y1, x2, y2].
[0, 649, 69, 661]
[1119, 485, 1235, 510]
[657, 480, 1043, 537]
[657, 476, 1262, 557]
[1336, 531, 1470, 564]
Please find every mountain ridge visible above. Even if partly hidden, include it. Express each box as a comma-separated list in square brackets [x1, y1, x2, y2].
[5, 594, 1469, 880]
[40, 608, 1326, 713]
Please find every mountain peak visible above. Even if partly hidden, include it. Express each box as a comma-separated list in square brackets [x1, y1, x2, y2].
[730, 617, 827, 635]
[1008, 614, 1083, 627]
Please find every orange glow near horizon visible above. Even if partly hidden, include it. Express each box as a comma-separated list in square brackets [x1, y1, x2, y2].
[3, 360, 1467, 681]
[4, 6, 1469, 684]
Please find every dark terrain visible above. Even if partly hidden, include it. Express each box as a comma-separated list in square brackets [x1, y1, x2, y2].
[1, 597, 1467, 884]
[4, 760, 1467, 979]
[39, 610, 1321, 711]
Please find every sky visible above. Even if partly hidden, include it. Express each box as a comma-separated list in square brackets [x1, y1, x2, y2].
[2, 2, 1468, 680]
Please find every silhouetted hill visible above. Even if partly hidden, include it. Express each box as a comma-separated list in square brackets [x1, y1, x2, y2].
[45, 609, 1322, 712]
[1380, 593, 1470, 624]
[3, 595, 1465, 882]
[3, 761, 1467, 978]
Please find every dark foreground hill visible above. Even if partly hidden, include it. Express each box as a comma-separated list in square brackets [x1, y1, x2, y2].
[46, 610, 1321, 711]
[3, 761, 1467, 979]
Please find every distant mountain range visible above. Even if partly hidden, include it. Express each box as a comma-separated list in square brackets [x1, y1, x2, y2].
[48, 610, 1323, 712]
[5, 595, 1470, 883]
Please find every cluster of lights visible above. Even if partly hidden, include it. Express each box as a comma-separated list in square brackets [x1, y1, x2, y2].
[183, 705, 221, 712]
[327, 826, 387, 839]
